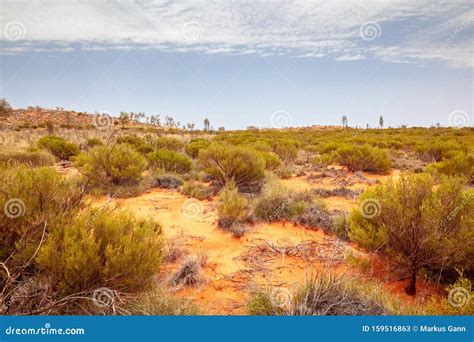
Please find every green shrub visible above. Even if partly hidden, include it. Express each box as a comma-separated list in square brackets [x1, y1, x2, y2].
[258, 151, 282, 171]
[154, 136, 185, 151]
[36, 209, 163, 294]
[349, 174, 474, 294]
[416, 141, 462, 162]
[0, 166, 83, 260]
[37, 135, 79, 160]
[185, 139, 211, 158]
[272, 139, 298, 162]
[428, 152, 474, 183]
[117, 135, 153, 154]
[199, 144, 265, 192]
[86, 138, 103, 148]
[0, 150, 55, 167]
[148, 149, 192, 174]
[334, 144, 391, 173]
[275, 165, 293, 179]
[332, 214, 350, 241]
[74, 143, 147, 184]
[217, 182, 250, 228]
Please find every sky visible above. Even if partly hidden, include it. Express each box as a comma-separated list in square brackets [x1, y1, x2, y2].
[0, 0, 473, 129]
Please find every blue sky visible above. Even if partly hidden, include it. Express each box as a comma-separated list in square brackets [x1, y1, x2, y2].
[0, 1, 472, 129]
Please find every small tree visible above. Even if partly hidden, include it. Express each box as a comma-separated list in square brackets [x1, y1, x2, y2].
[349, 174, 474, 295]
[204, 118, 210, 131]
[379, 116, 384, 129]
[119, 112, 130, 129]
[0, 98, 12, 116]
[342, 115, 348, 129]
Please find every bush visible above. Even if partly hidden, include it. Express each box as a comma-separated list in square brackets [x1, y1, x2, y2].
[36, 209, 163, 294]
[181, 181, 216, 200]
[148, 149, 192, 174]
[0, 166, 84, 260]
[428, 152, 474, 183]
[258, 151, 282, 171]
[86, 138, 103, 148]
[199, 144, 265, 192]
[416, 141, 461, 162]
[272, 139, 298, 162]
[154, 173, 183, 189]
[253, 178, 311, 222]
[349, 174, 474, 294]
[248, 272, 387, 315]
[333, 144, 391, 173]
[185, 139, 211, 158]
[129, 288, 199, 315]
[154, 136, 185, 151]
[169, 255, 205, 288]
[332, 214, 350, 240]
[37, 135, 79, 160]
[217, 182, 250, 229]
[74, 143, 147, 185]
[117, 135, 153, 154]
[0, 150, 55, 167]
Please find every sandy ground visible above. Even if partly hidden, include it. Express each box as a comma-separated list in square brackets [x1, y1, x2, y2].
[93, 169, 441, 314]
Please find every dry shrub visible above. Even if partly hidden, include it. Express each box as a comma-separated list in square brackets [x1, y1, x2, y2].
[248, 272, 387, 315]
[169, 255, 206, 288]
[0, 150, 55, 167]
[129, 287, 199, 315]
[181, 181, 217, 200]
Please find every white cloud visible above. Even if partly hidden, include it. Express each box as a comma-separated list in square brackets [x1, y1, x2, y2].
[1, 0, 472, 68]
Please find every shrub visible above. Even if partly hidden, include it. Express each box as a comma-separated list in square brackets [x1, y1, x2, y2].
[248, 272, 387, 315]
[0, 166, 84, 260]
[37, 135, 79, 160]
[253, 178, 312, 222]
[117, 135, 153, 154]
[148, 149, 192, 173]
[86, 138, 103, 148]
[333, 144, 391, 173]
[74, 143, 147, 184]
[258, 151, 282, 171]
[169, 255, 205, 288]
[217, 182, 250, 229]
[36, 209, 163, 294]
[129, 288, 199, 315]
[0, 150, 55, 167]
[154, 136, 185, 151]
[428, 152, 474, 183]
[349, 174, 474, 294]
[154, 173, 183, 189]
[199, 144, 265, 192]
[416, 141, 461, 162]
[275, 165, 293, 179]
[272, 139, 298, 162]
[332, 214, 350, 240]
[185, 139, 211, 158]
[181, 181, 216, 200]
